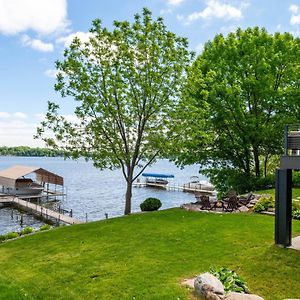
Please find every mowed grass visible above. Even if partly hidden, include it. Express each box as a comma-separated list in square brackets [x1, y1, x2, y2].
[0, 209, 300, 300]
[255, 187, 300, 199]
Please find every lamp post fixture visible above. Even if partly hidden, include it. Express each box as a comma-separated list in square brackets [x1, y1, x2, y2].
[275, 124, 300, 247]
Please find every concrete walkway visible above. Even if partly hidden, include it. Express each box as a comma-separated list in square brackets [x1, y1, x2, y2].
[289, 236, 300, 251]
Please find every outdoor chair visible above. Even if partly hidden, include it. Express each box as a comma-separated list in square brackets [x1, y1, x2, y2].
[223, 195, 239, 212]
[238, 193, 254, 206]
[195, 194, 213, 210]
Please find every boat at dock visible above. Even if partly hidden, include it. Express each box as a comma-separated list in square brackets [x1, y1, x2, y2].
[141, 173, 175, 186]
[0, 165, 64, 197]
[183, 176, 215, 193]
[4, 178, 44, 195]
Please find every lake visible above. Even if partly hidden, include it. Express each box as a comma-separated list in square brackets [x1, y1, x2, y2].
[0, 157, 205, 234]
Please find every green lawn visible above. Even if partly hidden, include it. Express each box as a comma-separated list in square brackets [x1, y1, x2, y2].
[0, 209, 300, 300]
[254, 187, 300, 199]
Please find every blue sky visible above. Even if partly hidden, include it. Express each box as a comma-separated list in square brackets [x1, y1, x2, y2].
[0, 0, 299, 146]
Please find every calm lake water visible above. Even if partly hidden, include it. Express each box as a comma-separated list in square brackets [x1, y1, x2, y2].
[0, 157, 205, 234]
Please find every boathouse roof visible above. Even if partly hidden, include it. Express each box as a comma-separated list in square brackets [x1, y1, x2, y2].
[142, 173, 174, 178]
[0, 165, 63, 188]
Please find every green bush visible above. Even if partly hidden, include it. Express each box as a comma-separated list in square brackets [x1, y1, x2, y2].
[40, 224, 52, 231]
[253, 196, 274, 213]
[205, 167, 276, 196]
[292, 200, 300, 212]
[3, 232, 19, 240]
[140, 198, 162, 212]
[293, 171, 300, 187]
[20, 227, 34, 236]
[210, 267, 249, 293]
[253, 175, 275, 190]
[292, 210, 300, 220]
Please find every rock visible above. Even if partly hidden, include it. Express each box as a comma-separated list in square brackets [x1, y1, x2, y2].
[238, 206, 249, 212]
[194, 272, 225, 300]
[225, 292, 264, 300]
[249, 199, 259, 205]
[181, 278, 195, 288]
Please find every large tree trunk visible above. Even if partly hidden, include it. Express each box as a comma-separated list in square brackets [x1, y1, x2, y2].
[124, 180, 133, 215]
[253, 146, 260, 177]
[124, 168, 133, 215]
[264, 155, 268, 178]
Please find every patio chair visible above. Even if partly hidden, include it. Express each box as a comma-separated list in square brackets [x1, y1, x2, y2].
[196, 195, 213, 210]
[223, 195, 239, 212]
[238, 193, 254, 206]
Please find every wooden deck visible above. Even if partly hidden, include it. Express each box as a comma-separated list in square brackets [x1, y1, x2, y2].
[0, 195, 82, 225]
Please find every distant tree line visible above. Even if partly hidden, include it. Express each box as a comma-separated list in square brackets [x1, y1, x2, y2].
[0, 146, 66, 157]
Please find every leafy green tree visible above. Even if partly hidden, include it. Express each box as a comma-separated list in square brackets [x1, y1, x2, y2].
[176, 27, 300, 193]
[36, 8, 192, 215]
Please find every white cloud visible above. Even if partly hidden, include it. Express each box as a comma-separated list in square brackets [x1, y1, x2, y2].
[166, 0, 185, 6]
[56, 31, 94, 48]
[291, 15, 300, 25]
[0, 112, 10, 119]
[195, 43, 204, 54]
[13, 112, 27, 119]
[289, 4, 299, 14]
[21, 35, 54, 52]
[289, 4, 300, 25]
[0, 0, 69, 35]
[0, 113, 44, 147]
[180, 0, 247, 25]
[160, 8, 173, 15]
[45, 69, 58, 78]
[220, 24, 238, 34]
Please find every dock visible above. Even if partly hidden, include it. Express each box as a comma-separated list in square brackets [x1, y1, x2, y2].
[0, 195, 82, 225]
[133, 182, 215, 195]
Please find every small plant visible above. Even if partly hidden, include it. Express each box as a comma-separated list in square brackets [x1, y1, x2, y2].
[3, 232, 19, 240]
[40, 224, 52, 231]
[210, 267, 249, 293]
[292, 200, 300, 212]
[292, 209, 300, 220]
[20, 227, 34, 235]
[140, 198, 162, 212]
[253, 196, 274, 213]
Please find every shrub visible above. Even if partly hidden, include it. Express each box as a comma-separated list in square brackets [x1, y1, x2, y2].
[40, 224, 52, 231]
[253, 196, 274, 213]
[293, 171, 300, 187]
[292, 210, 300, 220]
[140, 198, 162, 211]
[253, 175, 275, 190]
[292, 200, 300, 212]
[20, 227, 34, 236]
[3, 232, 19, 240]
[210, 267, 249, 293]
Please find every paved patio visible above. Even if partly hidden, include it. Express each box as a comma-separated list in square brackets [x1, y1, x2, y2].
[289, 236, 300, 251]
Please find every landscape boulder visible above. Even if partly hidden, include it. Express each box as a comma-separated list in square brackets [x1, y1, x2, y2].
[225, 292, 264, 300]
[238, 206, 249, 212]
[194, 272, 225, 300]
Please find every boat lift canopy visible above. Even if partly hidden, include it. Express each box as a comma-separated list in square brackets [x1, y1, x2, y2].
[0, 165, 64, 188]
[142, 173, 174, 179]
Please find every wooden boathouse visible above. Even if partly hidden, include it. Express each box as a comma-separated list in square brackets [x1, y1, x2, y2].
[0, 165, 82, 225]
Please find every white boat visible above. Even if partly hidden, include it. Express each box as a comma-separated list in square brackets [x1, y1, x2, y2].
[183, 176, 215, 192]
[3, 178, 44, 196]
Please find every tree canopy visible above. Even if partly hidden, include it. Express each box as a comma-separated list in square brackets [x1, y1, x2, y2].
[37, 8, 192, 214]
[175, 27, 300, 193]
